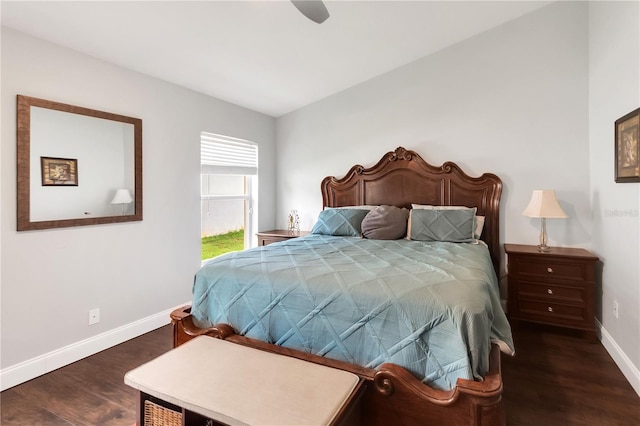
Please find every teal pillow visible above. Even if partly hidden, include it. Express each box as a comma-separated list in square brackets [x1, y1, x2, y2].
[311, 208, 370, 237]
[408, 208, 477, 242]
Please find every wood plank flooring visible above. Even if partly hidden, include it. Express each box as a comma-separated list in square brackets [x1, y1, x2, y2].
[1, 322, 639, 425]
[502, 323, 640, 425]
[1, 325, 173, 426]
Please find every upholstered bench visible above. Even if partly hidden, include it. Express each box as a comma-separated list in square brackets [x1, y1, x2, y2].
[125, 336, 364, 426]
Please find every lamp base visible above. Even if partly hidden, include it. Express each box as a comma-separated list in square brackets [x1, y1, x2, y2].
[536, 218, 552, 252]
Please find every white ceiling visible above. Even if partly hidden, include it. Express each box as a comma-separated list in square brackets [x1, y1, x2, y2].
[1, 1, 553, 117]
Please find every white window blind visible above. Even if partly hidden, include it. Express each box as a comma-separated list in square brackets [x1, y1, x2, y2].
[201, 132, 258, 175]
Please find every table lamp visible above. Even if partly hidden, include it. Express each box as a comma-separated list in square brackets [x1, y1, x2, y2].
[111, 189, 133, 215]
[522, 189, 567, 252]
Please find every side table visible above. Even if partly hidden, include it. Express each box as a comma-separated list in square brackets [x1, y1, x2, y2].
[257, 229, 310, 246]
[505, 244, 599, 341]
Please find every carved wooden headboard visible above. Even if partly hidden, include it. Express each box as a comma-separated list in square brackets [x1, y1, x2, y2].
[320, 146, 503, 273]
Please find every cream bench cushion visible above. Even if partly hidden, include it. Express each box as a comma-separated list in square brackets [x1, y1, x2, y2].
[125, 336, 361, 426]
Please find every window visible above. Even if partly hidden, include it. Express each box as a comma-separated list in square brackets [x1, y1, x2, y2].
[201, 132, 258, 259]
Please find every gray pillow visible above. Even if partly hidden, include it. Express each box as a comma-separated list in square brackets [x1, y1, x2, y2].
[361, 205, 409, 240]
[411, 204, 484, 239]
[408, 208, 477, 242]
[311, 208, 370, 236]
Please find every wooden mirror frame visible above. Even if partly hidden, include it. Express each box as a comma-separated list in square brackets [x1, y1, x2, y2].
[17, 95, 143, 231]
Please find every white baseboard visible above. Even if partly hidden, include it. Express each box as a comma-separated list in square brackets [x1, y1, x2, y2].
[0, 302, 189, 391]
[597, 319, 640, 397]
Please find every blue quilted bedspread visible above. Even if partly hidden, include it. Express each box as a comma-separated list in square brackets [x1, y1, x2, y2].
[191, 235, 514, 390]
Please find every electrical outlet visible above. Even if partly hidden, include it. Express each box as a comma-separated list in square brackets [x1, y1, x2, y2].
[89, 308, 100, 325]
[613, 301, 619, 319]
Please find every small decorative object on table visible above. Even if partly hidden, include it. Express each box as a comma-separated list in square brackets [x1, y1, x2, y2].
[288, 209, 300, 233]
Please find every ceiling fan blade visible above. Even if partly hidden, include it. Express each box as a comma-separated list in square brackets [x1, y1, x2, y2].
[291, 0, 330, 24]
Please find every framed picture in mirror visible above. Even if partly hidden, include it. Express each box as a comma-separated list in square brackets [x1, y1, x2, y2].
[41, 156, 78, 186]
[615, 107, 640, 183]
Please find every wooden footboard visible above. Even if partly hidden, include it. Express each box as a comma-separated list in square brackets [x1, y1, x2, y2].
[170, 306, 505, 426]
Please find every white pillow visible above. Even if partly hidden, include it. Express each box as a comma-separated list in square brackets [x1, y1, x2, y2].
[339, 205, 378, 210]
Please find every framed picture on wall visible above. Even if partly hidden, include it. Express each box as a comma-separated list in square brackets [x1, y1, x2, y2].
[615, 107, 640, 183]
[41, 157, 78, 186]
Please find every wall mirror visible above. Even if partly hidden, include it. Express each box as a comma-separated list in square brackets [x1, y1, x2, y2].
[17, 95, 142, 231]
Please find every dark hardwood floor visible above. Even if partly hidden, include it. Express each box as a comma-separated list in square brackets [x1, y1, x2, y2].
[1, 322, 638, 425]
[1, 325, 173, 426]
[502, 323, 640, 425]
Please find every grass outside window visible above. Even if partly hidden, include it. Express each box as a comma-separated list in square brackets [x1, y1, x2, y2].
[202, 230, 244, 260]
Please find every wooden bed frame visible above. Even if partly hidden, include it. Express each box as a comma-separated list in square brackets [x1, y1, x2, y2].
[172, 146, 506, 425]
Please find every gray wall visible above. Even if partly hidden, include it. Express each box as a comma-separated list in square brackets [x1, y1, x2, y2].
[0, 28, 276, 388]
[588, 0, 640, 393]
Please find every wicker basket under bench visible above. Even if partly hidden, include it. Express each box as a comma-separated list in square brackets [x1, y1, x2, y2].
[125, 336, 365, 426]
[142, 397, 188, 426]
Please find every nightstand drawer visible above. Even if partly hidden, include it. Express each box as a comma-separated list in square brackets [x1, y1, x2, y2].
[259, 236, 286, 246]
[504, 244, 599, 340]
[257, 230, 310, 246]
[518, 281, 585, 304]
[519, 300, 586, 322]
[514, 258, 588, 281]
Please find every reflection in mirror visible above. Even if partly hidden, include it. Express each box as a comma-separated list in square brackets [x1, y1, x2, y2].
[17, 95, 142, 231]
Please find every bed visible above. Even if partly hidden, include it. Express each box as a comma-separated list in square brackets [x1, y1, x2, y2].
[172, 146, 514, 426]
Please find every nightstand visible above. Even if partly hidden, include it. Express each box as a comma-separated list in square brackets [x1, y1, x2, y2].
[505, 244, 599, 341]
[257, 229, 310, 246]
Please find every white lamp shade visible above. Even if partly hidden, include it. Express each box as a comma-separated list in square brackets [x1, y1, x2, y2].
[522, 190, 567, 218]
[111, 189, 133, 204]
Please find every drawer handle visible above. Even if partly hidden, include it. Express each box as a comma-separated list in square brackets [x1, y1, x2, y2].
[547, 267, 554, 274]
[547, 288, 554, 295]
[547, 306, 554, 312]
